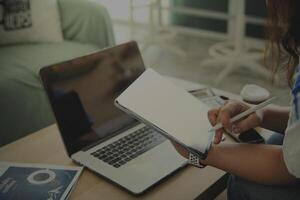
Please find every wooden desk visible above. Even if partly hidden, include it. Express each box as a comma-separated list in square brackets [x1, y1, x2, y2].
[0, 124, 230, 200]
[0, 78, 245, 200]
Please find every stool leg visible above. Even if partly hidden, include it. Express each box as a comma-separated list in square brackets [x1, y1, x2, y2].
[214, 60, 236, 86]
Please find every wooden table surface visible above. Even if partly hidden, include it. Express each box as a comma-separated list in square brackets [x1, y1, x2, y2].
[0, 78, 261, 200]
[0, 124, 229, 200]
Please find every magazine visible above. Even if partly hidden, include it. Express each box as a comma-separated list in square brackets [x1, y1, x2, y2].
[0, 162, 83, 200]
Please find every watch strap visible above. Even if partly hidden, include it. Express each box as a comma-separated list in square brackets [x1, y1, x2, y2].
[188, 152, 206, 168]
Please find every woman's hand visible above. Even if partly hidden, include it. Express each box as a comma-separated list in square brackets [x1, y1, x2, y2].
[208, 100, 263, 144]
[172, 100, 263, 159]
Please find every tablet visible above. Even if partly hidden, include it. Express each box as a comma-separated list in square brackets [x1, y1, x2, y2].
[115, 68, 214, 158]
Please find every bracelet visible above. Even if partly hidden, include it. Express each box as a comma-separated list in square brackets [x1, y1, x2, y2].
[188, 152, 206, 168]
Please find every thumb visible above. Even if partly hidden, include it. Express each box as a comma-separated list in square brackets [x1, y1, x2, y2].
[231, 113, 261, 134]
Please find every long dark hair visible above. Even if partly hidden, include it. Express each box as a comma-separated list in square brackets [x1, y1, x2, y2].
[266, 0, 300, 85]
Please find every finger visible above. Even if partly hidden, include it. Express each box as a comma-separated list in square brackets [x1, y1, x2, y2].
[207, 107, 220, 126]
[214, 130, 223, 144]
[231, 113, 261, 134]
[218, 102, 245, 128]
[223, 100, 230, 105]
[218, 111, 232, 128]
[208, 108, 224, 144]
[171, 141, 189, 158]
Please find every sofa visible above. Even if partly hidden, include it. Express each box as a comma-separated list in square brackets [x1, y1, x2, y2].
[0, 0, 115, 146]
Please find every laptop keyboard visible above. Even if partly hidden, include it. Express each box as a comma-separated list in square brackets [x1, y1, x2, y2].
[91, 126, 166, 168]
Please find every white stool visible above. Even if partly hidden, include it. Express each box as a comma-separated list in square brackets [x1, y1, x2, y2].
[129, 0, 187, 60]
[200, 0, 274, 86]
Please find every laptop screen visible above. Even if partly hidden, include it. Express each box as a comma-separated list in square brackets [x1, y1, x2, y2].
[40, 42, 145, 156]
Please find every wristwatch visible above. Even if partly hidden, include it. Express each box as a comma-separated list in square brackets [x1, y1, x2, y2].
[188, 152, 206, 168]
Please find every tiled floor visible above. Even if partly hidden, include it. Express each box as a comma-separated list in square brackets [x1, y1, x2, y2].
[114, 23, 291, 106]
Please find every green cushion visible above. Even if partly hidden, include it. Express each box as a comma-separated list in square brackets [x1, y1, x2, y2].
[0, 41, 99, 146]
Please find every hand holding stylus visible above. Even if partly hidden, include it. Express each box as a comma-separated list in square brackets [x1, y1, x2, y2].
[207, 97, 276, 144]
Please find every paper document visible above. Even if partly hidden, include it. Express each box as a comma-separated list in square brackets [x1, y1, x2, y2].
[0, 162, 83, 200]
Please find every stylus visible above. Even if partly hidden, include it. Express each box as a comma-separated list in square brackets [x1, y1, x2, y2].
[209, 97, 276, 132]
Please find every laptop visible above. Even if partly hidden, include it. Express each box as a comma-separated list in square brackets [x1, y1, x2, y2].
[39, 41, 186, 195]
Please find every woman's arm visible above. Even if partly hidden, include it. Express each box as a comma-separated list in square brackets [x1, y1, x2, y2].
[203, 143, 296, 185]
[173, 101, 295, 185]
[261, 106, 290, 134]
[174, 143, 297, 185]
